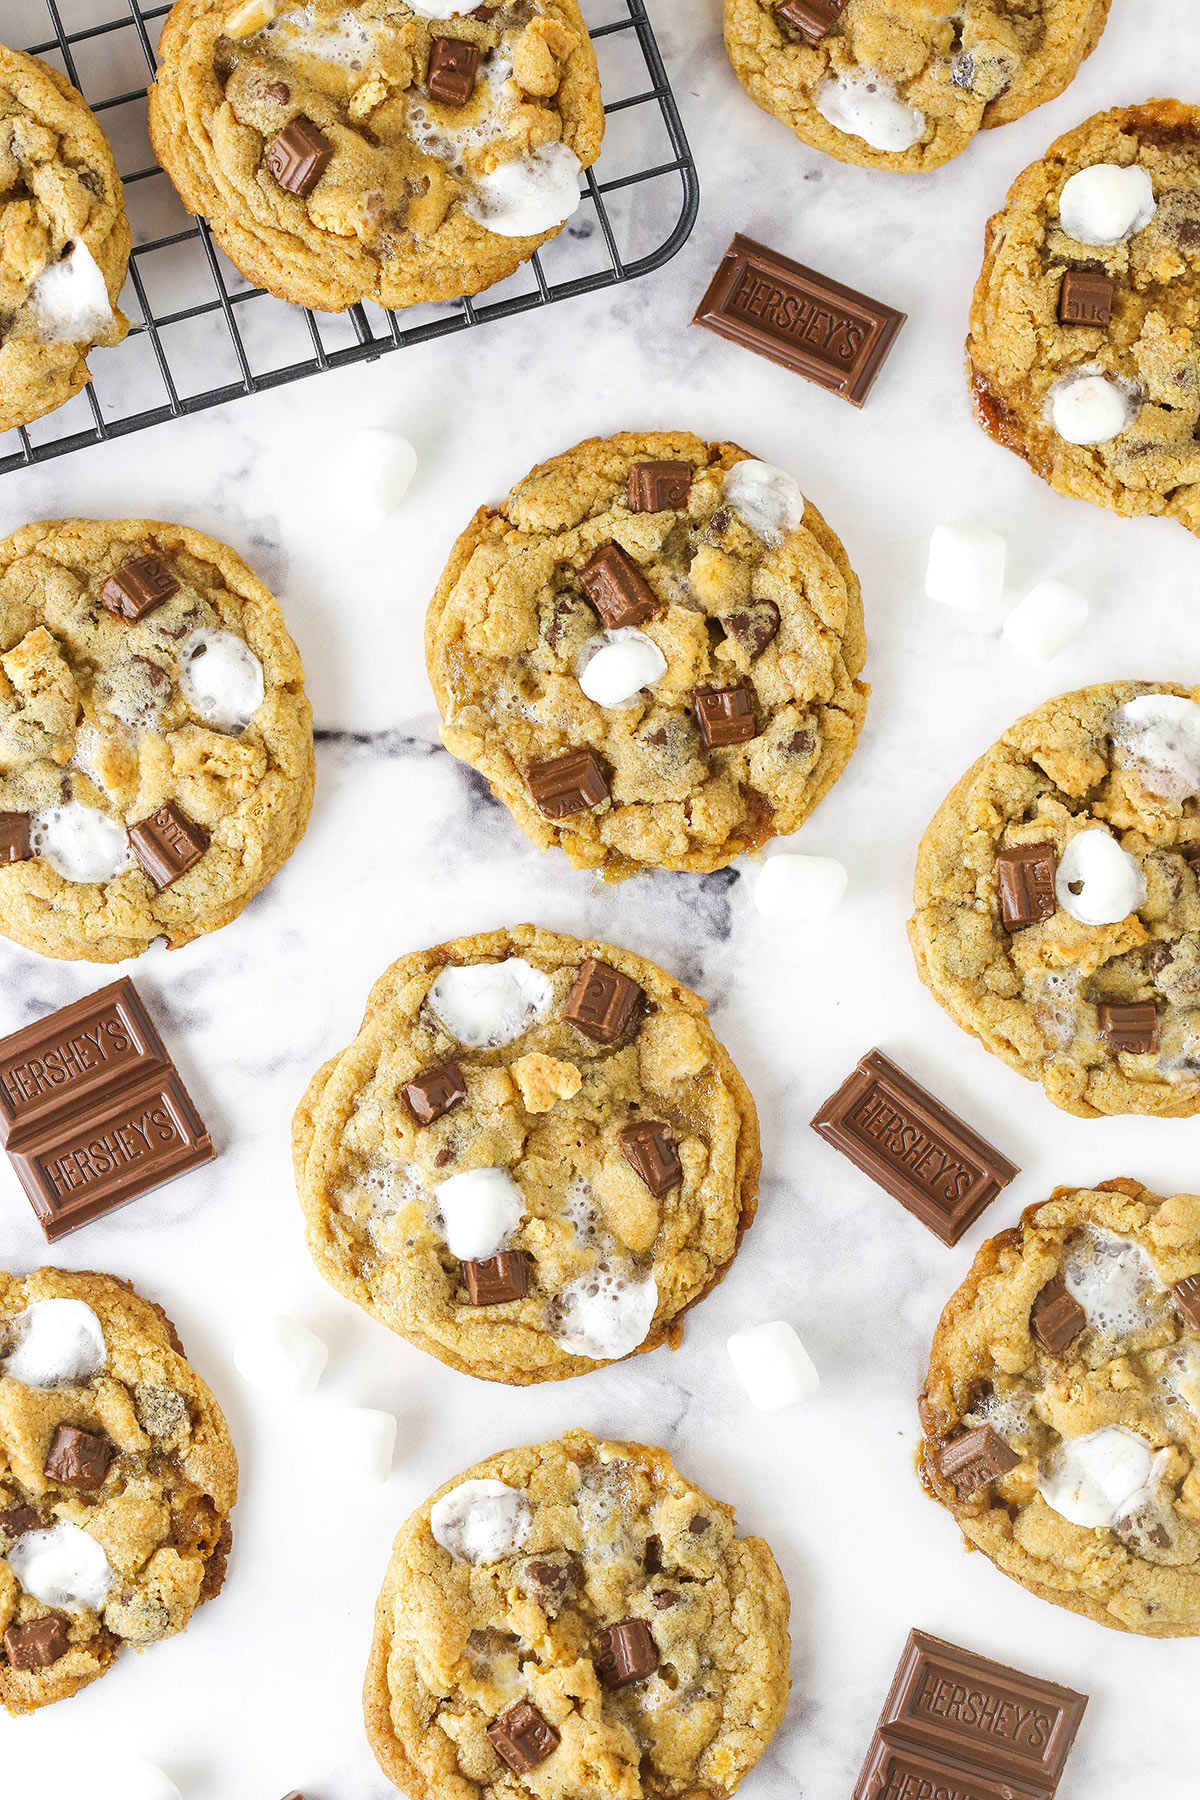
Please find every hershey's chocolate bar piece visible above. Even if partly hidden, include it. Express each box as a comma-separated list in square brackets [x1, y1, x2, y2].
[721, 600, 780, 659]
[265, 115, 332, 196]
[694, 233, 905, 407]
[692, 684, 758, 748]
[404, 1062, 466, 1126]
[628, 462, 692, 512]
[1, 1506, 41, 1538]
[1174, 1275, 1200, 1330]
[427, 36, 479, 105]
[1058, 268, 1114, 326]
[44, 1423, 115, 1490]
[527, 748, 610, 819]
[562, 959, 644, 1044]
[996, 842, 1057, 929]
[853, 1734, 1047, 1800]
[9, 1069, 215, 1241]
[811, 1050, 1018, 1245]
[0, 812, 32, 863]
[100, 553, 179, 622]
[775, 0, 847, 40]
[874, 1628, 1087, 1791]
[1097, 1001, 1159, 1055]
[619, 1121, 682, 1197]
[1183, 843, 1200, 871]
[596, 1618, 659, 1687]
[463, 1251, 529, 1306]
[487, 1699, 560, 1773]
[1030, 1275, 1086, 1357]
[3, 1614, 69, 1671]
[937, 1425, 1020, 1500]
[0, 978, 171, 1147]
[128, 802, 210, 890]
[578, 543, 658, 628]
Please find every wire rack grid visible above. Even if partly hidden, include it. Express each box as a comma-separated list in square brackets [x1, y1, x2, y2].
[4, 0, 699, 475]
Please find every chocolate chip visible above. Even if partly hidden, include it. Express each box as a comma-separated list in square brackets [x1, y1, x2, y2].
[688, 1514, 710, 1535]
[720, 600, 780, 659]
[128, 802, 209, 890]
[577, 544, 657, 629]
[199, 1517, 233, 1603]
[1097, 1001, 1160, 1056]
[100, 554, 180, 622]
[3, 1614, 69, 1670]
[596, 1617, 659, 1687]
[1059, 268, 1115, 326]
[265, 116, 332, 197]
[523, 1553, 581, 1612]
[263, 80, 291, 103]
[1, 1506, 41, 1538]
[562, 959, 644, 1044]
[619, 1121, 682, 1197]
[462, 1252, 529, 1306]
[43, 1423, 115, 1490]
[692, 685, 758, 749]
[1030, 1275, 1086, 1357]
[404, 1062, 466, 1126]
[627, 462, 692, 512]
[996, 843, 1057, 929]
[526, 748, 610, 819]
[785, 728, 814, 757]
[652, 1588, 680, 1609]
[487, 1699, 560, 1773]
[427, 37, 479, 106]
[0, 813, 32, 864]
[937, 1425, 1020, 1501]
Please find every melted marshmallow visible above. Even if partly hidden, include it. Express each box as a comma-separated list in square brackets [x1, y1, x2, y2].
[1059, 164, 1156, 245]
[435, 1167, 525, 1261]
[31, 802, 134, 883]
[722, 460, 804, 547]
[1050, 370, 1133, 445]
[261, 6, 376, 68]
[28, 240, 114, 343]
[552, 1267, 658, 1361]
[430, 1479, 532, 1563]
[1038, 1426, 1157, 1528]
[7, 1521, 113, 1612]
[1055, 828, 1144, 925]
[463, 142, 583, 237]
[814, 73, 924, 152]
[577, 630, 666, 708]
[1063, 1228, 1164, 1337]
[2, 1300, 106, 1388]
[179, 630, 265, 733]
[1111, 694, 1200, 802]
[427, 958, 553, 1047]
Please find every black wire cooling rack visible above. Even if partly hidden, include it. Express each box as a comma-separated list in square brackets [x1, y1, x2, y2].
[4, 0, 699, 475]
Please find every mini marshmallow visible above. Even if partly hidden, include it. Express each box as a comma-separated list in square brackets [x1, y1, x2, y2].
[405, 0, 473, 14]
[427, 958, 553, 1048]
[28, 240, 114, 343]
[578, 630, 666, 708]
[722, 460, 804, 547]
[232, 1313, 328, 1398]
[1112, 694, 1200, 801]
[30, 802, 133, 884]
[552, 1268, 658, 1361]
[323, 1406, 396, 1485]
[91, 1759, 181, 1800]
[430, 1478, 532, 1563]
[1055, 827, 1144, 925]
[753, 854, 847, 922]
[1002, 580, 1090, 662]
[436, 1167, 525, 1261]
[1051, 371, 1132, 445]
[7, 1521, 113, 1612]
[463, 143, 583, 237]
[815, 73, 924, 152]
[726, 1321, 820, 1410]
[2, 1299, 106, 1388]
[1038, 1425, 1156, 1528]
[344, 427, 418, 521]
[1059, 163, 1156, 245]
[179, 629, 265, 733]
[924, 523, 1006, 612]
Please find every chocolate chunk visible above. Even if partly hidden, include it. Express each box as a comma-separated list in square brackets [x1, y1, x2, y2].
[811, 1050, 1018, 1245]
[404, 1062, 466, 1126]
[462, 1251, 529, 1306]
[937, 1425, 1020, 1500]
[0, 978, 172, 1148]
[1, 1506, 41, 1538]
[1097, 1001, 1160, 1055]
[775, 0, 846, 38]
[786, 728, 814, 757]
[596, 1617, 659, 1687]
[854, 1737, 1055, 1800]
[1113, 1495, 1173, 1556]
[0, 812, 32, 864]
[619, 1121, 682, 1197]
[1174, 1275, 1200, 1330]
[720, 600, 780, 659]
[627, 462, 692, 512]
[487, 1699, 560, 1774]
[43, 1423, 115, 1490]
[526, 748, 610, 819]
[523, 1553, 580, 1611]
[263, 81, 291, 103]
[562, 959, 644, 1044]
[3, 1614, 69, 1670]
[199, 1517, 233, 1603]
[100, 553, 180, 622]
[265, 116, 332, 197]
[996, 842, 1057, 929]
[1059, 267, 1115, 326]
[688, 1514, 710, 1534]
[427, 36, 479, 106]
[1030, 1275, 1087, 1357]
[128, 802, 210, 890]
[652, 1588, 680, 1609]
[577, 543, 657, 628]
[694, 233, 906, 407]
[692, 684, 758, 748]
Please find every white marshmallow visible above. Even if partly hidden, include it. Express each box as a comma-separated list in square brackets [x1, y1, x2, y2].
[405, 0, 473, 14]
[323, 1406, 396, 1485]
[436, 1167, 525, 1261]
[427, 958, 553, 1048]
[726, 1321, 820, 1410]
[1038, 1425, 1156, 1528]
[552, 1268, 658, 1361]
[232, 1313, 328, 1398]
[343, 427, 418, 521]
[92, 1759, 181, 1800]
[7, 1521, 113, 1612]
[1055, 827, 1144, 925]
[815, 72, 924, 152]
[924, 523, 1006, 612]
[578, 630, 666, 708]
[179, 629, 265, 733]
[722, 460, 804, 547]
[753, 853, 847, 922]
[430, 1478, 532, 1563]
[2, 1300, 106, 1388]
[31, 802, 133, 884]
[1051, 371, 1132, 445]
[28, 240, 114, 343]
[1002, 580, 1089, 662]
[1059, 163, 1156, 245]
[1112, 694, 1200, 801]
[463, 143, 583, 237]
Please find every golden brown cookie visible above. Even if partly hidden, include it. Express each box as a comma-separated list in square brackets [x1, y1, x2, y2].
[970, 100, 1200, 536]
[722, 0, 1110, 173]
[0, 1267, 238, 1712]
[293, 924, 761, 1384]
[426, 431, 868, 880]
[920, 1180, 1200, 1636]
[0, 517, 314, 963]
[909, 681, 1200, 1118]
[364, 1429, 791, 1797]
[147, 0, 604, 313]
[0, 43, 130, 433]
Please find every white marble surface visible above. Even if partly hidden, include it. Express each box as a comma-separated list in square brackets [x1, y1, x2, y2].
[2, 1, 1200, 1794]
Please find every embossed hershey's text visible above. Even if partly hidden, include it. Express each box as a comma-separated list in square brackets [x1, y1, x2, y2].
[727, 265, 867, 365]
[846, 1085, 976, 1201]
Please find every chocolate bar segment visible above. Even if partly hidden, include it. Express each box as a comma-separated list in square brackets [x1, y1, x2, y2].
[628, 462, 692, 512]
[487, 1699, 560, 1774]
[578, 543, 658, 629]
[775, 0, 847, 40]
[265, 115, 332, 196]
[596, 1618, 659, 1687]
[0, 978, 171, 1147]
[1030, 1274, 1086, 1356]
[100, 553, 180, 622]
[404, 1062, 466, 1126]
[562, 960, 644, 1044]
[0, 812, 32, 864]
[937, 1425, 1020, 1500]
[1058, 268, 1114, 326]
[996, 842, 1057, 929]
[526, 748, 610, 819]
[3, 1615, 69, 1671]
[853, 1734, 1047, 1800]
[811, 1050, 1018, 1245]
[463, 1251, 530, 1306]
[692, 685, 758, 749]
[619, 1121, 682, 1197]
[1174, 1275, 1200, 1330]
[128, 803, 210, 890]
[427, 36, 479, 106]
[694, 233, 906, 407]
[44, 1423, 115, 1490]
[1097, 1001, 1159, 1055]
